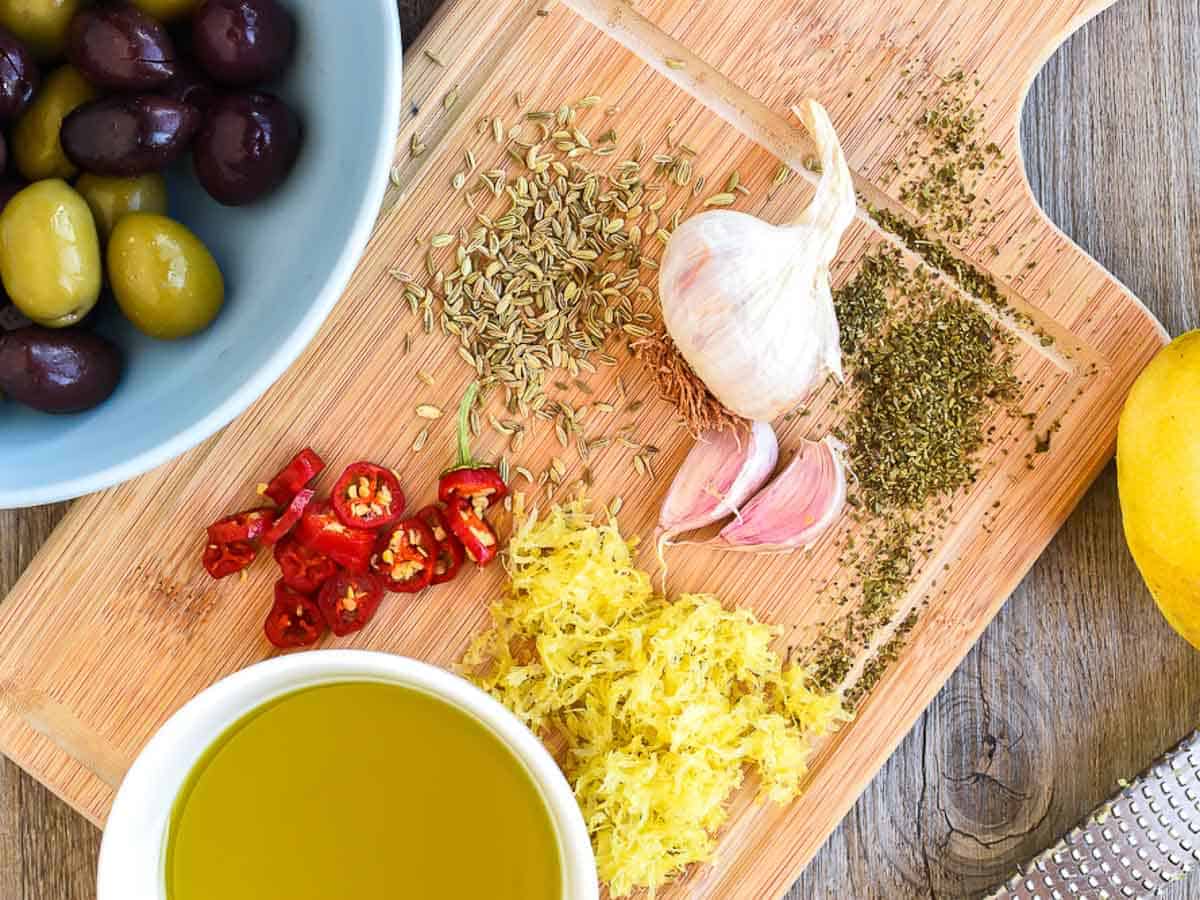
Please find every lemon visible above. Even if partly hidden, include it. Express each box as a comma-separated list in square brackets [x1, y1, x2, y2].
[1118, 330, 1200, 647]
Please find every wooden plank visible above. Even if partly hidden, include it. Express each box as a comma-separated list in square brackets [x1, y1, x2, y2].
[0, 1, 1173, 898]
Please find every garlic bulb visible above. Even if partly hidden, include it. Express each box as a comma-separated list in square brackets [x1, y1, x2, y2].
[712, 436, 847, 552]
[658, 99, 856, 422]
[655, 421, 779, 549]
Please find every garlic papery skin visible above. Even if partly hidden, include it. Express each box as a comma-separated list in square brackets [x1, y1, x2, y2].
[655, 421, 779, 550]
[658, 98, 855, 422]
[712, 436, 847, 552]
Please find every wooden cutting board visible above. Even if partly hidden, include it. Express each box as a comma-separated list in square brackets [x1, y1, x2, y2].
[0, 0, 1168, 897]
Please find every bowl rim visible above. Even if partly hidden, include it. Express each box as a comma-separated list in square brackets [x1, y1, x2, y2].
[96, 650, 600, 900]
[0, 0, 405, 509]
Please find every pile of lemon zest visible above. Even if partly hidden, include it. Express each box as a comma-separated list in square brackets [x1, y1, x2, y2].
[460, 500, 850, 897]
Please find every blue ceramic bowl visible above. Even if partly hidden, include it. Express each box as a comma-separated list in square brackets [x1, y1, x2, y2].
[0, 1, 403, 509]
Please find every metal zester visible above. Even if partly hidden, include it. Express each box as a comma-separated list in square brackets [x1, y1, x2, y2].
[987, 730, 1200, 899]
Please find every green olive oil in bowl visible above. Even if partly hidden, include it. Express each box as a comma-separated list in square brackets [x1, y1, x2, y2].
[164, 681, 563, 900]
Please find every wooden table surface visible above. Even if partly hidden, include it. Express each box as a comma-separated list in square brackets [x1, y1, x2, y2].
[2, 1, 1198, 897]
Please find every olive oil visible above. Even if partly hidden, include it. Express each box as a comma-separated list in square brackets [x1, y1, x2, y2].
[165, 681, 563, 900]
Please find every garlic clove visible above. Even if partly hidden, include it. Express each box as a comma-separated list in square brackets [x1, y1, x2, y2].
[656, 421, 779, 549]
[712, 436, 847, 552]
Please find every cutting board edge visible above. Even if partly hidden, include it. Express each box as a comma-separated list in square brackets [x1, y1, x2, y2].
[1008, 0, 1171, 347]
[0, 2, 1179, 898]
[0, 713, 109, 828]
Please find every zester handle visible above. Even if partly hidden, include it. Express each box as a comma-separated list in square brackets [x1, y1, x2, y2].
[987, 731, 1200, 899]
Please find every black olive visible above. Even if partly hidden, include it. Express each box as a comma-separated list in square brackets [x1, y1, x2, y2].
[67, 3, 177, 90]
[61, 94, 202, 177]
[192, 91, 300, 205]
[0, 326, 122, 413]
[192, 0, 294, 86]
[0, 26, 38, 121]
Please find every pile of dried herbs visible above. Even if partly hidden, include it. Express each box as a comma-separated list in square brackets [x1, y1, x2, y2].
[799, 74, 1030, 705]
[892, 89, 1003, 243]
[810, 248, 1020, 701]
[840, 275, 1018, 514]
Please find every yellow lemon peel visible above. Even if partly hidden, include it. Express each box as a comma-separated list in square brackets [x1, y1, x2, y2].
[460, 500, 848, 896]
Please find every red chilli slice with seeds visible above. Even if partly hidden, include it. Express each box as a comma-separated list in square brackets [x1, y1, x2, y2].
[371, 517, 436, 593]
[331, 462, 405, 530]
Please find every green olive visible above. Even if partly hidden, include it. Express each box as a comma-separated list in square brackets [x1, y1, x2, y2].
[76, 173, 169, 242]
[108, 213, 225, 340]
[0, 0, 84, 60]
[129, 0, 201, 21]
[0, 179, 102, 328]
[12, 65, 98, 181]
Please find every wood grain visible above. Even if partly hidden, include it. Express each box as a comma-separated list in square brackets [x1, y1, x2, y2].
[791, 0, 1200, 897]
[0, 1, 1196, 898]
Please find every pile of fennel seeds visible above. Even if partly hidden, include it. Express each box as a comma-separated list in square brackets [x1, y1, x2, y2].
[390, 95, 754, 494]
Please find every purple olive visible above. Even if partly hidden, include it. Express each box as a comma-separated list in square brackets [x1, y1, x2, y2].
[0, 326, 122, 413]
[61, 95, 201, 177]
[67, 3, 177, 90]
[193, 91, 299, 205]
[0, 27, 39, 121]
[162, 56, 216, 112]
[192, 0, 294, 86]
[0, 132, 6, 175]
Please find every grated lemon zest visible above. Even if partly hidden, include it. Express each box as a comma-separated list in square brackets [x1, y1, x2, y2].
[460, 500, 849, 897]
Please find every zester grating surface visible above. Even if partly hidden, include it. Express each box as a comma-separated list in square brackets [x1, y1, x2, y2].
[987, 731, 1200, 899]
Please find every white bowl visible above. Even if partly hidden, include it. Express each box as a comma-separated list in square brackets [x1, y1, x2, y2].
[97, 651, 599, 900]
[0, 0, 403, 508]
